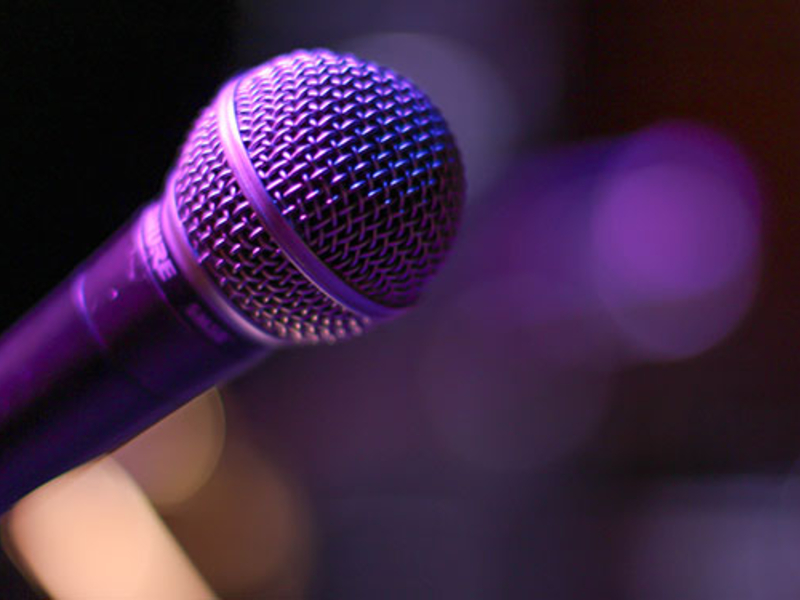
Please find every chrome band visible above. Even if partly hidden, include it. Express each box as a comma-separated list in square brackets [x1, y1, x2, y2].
[158, 173, 283, 347]
[214, 75, 397, 321]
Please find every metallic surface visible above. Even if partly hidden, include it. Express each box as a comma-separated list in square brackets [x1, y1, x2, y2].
[160, 176, 280, 347]
[215, 77, 393, 321]
[175, 49, 465, 343]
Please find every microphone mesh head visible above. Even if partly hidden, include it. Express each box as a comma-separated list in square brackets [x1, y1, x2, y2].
[172, 49, 465, 343]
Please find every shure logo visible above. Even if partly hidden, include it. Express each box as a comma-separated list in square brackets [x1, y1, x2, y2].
[143, 213, 177, 282]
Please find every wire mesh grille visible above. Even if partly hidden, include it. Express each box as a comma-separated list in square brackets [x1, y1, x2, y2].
[171, 49, 465, 343]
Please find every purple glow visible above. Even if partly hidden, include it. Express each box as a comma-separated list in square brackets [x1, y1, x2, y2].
[622, 480, 790, 600]
[593, 164, 756, 298]
[418, 282, 610, 471]
[591, 122, 762, 360]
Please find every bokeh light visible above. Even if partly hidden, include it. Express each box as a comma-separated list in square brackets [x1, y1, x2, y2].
[3, 460, 216, 600]
[114, 388, 226, 512]
[591, 122, 762, 360]
[162, 429, 313, 599]
[418, 280, 611, 472]
[620, 479, 787, 600]
[747, 462, 800, 599]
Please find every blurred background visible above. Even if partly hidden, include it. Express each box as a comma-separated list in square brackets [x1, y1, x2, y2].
[2, 1, 800, 598]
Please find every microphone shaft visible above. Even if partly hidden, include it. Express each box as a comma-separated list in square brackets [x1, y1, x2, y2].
[0, 203, 268, 512]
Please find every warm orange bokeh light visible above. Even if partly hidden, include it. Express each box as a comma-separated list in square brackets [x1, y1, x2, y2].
[4, 459, 217, 600]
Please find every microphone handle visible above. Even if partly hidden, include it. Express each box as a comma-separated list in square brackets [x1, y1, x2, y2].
[0, 202, 269, 513]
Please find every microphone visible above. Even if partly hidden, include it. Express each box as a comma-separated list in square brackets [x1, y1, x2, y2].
[0, 49, 465, 511]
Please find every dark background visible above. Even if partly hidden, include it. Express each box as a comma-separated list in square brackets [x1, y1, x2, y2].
[3, 1, 800, 598]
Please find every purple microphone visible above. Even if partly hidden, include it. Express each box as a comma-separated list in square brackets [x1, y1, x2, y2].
[0, 49, 465, 511]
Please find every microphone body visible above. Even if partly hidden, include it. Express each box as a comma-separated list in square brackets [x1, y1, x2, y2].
[0, 201, 269, 512]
